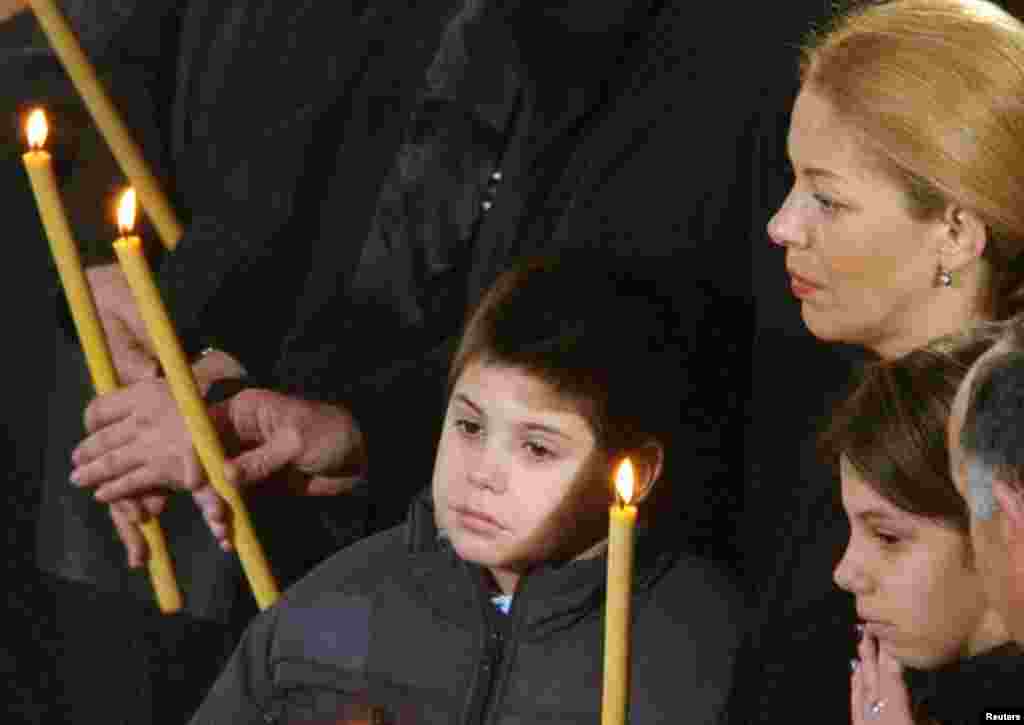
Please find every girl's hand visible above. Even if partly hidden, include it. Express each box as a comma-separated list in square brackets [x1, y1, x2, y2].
[851, 631, 916, 724]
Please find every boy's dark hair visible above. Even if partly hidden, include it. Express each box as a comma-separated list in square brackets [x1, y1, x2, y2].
[818, 321, 1007, 531]
[960, 316, 1024, 493]
[450, 252, 720, 460]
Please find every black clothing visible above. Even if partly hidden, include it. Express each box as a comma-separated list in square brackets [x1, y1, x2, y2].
[903, 644, 1024, 724]
[41, 573, 249, 725]
[30, 3, 454, 722]
[37, 0, 457, 621]
[29, 0, 759, 718]
[725, 3, 880, 724]
[190, 489, 744, 724]
[275, 0, 757, 567]
[0, 6, 179, 718]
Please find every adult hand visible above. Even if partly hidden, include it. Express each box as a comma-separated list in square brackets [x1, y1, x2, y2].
[71, 349, 247, 501]
[71, 376, 206, 499]
[85, 263, 159, 383]
[0, 1, 27, 23]
[108, 495, 168, 568]
[202, 389, 367, 551]
[851, 631, 917, 725]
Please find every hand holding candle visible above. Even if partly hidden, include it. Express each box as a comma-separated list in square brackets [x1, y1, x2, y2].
[602, 458, 637, 725]
[111, 189, 280, 609]
[22, 109, 182, 614]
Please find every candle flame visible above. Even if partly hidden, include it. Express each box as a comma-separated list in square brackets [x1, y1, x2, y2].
[117, 188, 137, 235]
[26, 109, 48, 149]
[614, 458, 635, 506]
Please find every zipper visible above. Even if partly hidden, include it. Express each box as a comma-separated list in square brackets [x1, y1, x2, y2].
[478, 629, 505, 721]
[477, 577, 529, 725]
[463, 626, 504, 725]
[462, 562, 528, 725]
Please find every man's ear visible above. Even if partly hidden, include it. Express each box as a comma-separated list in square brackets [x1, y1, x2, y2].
[630, 439, 664, 505]
[939, 205, 987, 273]
[993, 478, 1024, 542]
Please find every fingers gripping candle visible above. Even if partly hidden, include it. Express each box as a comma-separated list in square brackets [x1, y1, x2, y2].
[112, 190, 280, 609]
[602, 458, 637, 725]
[22, 110, 182, 614]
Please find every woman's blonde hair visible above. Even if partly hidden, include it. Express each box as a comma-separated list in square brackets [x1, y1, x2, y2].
[803, 0, 1024, 318]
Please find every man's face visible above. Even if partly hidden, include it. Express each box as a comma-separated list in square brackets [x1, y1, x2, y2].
[949, 349, 1024, 643]
[431, 360, 610, 591]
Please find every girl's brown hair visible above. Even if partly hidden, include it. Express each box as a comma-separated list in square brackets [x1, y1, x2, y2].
[820, 321, 1007, 529]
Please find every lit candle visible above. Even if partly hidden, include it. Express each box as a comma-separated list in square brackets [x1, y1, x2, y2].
[111, 190, 280, 609]
[22, 109, 182, 614]
[26, 0, 182, 251]
[602, 458, 637, 725]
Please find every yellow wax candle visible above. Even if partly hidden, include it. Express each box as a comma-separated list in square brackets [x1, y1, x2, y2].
[26, 0, 182, 251]
[112, 190, 280, 610]
[602, 458, 637, 725]
[22, 109, 182, 614]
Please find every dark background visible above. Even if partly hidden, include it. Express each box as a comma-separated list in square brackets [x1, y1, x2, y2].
[0, 1, 857, 722]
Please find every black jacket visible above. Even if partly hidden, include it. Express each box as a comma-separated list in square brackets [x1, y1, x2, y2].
[903, 644, 1024, 725]
[190, 489, 744, 724]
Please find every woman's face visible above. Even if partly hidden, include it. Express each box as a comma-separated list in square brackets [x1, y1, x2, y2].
[834, 458, 1006, 668]
[768, 88, 951, 357]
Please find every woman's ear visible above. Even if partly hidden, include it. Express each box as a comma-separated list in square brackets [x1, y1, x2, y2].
[630, 439, 664, 505]
[940, 205, 988, 273]
[994, 478, 1024, 545]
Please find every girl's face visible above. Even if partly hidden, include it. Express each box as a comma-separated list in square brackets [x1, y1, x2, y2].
[834, 458, 1007, 668]
[768, 88, 953, 358]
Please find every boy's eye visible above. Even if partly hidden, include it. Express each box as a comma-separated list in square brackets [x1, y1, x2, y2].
[523, 441, 555, 460]
[454, 419, 482, 437]
[873, 529, 902, 546]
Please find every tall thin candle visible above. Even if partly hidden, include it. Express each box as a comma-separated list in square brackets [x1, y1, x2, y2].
[26, 0, 182, 250]
[22, 109, 182, 613]
[111, 190, 280, 609]
[602, 458, 637, 725]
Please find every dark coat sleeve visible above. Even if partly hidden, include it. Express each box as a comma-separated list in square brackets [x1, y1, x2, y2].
[153, 0, 376, 377]
[156, 0, 456, 382]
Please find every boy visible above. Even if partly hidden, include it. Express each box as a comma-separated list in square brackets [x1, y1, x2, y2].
[190, 254, 743, 723]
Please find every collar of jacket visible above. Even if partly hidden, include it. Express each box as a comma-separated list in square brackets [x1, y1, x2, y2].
[401, 487, 677, 639]
[902, 642, 1024, 719]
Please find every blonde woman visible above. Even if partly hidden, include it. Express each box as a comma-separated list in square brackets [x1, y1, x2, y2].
[752, 1, 1024, 722]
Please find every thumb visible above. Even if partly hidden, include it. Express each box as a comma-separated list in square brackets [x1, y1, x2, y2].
[229, 426, 303, 485]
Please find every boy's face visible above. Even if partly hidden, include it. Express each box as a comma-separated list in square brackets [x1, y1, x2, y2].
[432, 360, 610, 589]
